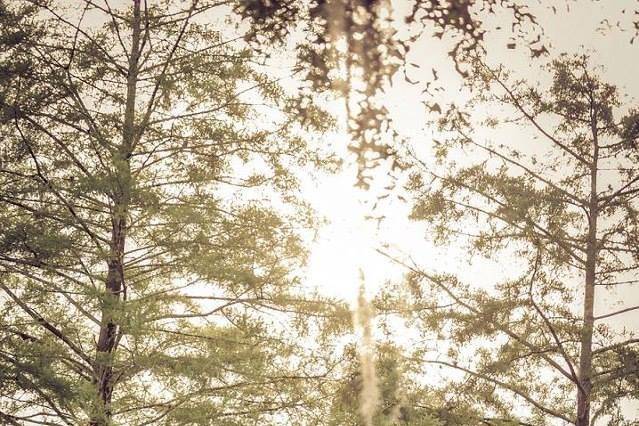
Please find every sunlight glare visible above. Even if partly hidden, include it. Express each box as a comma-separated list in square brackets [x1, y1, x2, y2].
[305, 169, 388, 306]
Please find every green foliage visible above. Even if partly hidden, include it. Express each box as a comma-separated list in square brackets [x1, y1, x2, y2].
[389, 54, 639, 425]
[0, 1, 347, 424]
[328, 343, 442, 426]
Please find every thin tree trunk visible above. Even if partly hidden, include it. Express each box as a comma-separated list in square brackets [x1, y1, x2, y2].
[577, 233, 595, 426]
[577, 119, 599, 426]
[90, 1, 141, 424]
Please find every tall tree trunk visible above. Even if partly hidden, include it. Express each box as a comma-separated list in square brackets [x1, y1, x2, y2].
[577, 232, 595, 426]
[577, 121, 599, 426]
[90, 1, 141, 424]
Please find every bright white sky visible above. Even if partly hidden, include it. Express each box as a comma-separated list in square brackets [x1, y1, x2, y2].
[302, 1, 639, 421]
[305, 0, 639, 316]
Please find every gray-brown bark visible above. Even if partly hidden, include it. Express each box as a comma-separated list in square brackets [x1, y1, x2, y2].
[576, 112, 599, 426]
[90, 1, 141, 423]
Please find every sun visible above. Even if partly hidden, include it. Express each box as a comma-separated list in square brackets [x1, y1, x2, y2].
[304, 167, 390, 305]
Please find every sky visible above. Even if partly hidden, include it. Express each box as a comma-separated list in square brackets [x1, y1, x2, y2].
[306, 0, 639, 316]
[61, 0, 639, 310]
[49, 0, 639, 422]
[303, 1, 639, 421]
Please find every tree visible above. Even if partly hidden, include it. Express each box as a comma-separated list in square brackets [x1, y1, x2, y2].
[0, 0, 348, 424]
[381, 55, 639, 425]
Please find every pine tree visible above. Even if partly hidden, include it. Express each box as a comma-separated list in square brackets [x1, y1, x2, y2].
[0, 1, 348, 424]
[383, 55, 639, 425]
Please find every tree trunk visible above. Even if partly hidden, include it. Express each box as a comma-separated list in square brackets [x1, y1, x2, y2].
[577, 121, 599, 426]
[577, 241, 595, 426]
[91, 226, 126, 425]
[90, 1, 141, 424]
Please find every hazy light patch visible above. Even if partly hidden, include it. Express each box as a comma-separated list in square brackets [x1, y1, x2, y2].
[305, 168, 390, 305]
